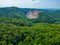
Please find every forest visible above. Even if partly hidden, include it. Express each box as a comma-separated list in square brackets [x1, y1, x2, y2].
[0, 7, 60, 45]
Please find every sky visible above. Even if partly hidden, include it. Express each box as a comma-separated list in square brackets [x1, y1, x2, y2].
[0, 0, 60, 8]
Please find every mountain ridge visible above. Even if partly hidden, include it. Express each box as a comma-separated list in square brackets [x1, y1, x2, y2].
[0, 7, 60, 24]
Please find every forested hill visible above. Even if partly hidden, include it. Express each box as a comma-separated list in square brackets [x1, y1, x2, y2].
[0, 7, 60, 23]
[0, 7, 60, 45]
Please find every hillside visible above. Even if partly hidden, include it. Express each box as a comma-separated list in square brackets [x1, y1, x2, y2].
[0, 7, 60, 24]
[0, 7, 60, 45]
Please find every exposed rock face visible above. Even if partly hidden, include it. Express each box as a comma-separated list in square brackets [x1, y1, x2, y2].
[27, 10, 40, 19]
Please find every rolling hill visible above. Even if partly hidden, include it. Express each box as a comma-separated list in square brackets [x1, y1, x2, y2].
[0, 7, 60, 24]
[0, 7, 60, 45]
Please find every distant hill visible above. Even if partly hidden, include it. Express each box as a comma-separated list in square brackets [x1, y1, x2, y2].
[0, 7, 60, 24]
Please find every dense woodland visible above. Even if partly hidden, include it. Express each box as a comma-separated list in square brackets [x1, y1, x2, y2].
[0, 7, 60, 45]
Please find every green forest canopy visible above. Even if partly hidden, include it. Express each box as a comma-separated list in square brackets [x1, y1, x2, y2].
[0, 7, 60, 45]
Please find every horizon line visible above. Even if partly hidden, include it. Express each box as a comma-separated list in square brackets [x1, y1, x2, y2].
[0, 6, 60, 9]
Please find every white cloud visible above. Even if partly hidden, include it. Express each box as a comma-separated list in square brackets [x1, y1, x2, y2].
[0, 0, 60, 8]
[0, 0, 39, 8]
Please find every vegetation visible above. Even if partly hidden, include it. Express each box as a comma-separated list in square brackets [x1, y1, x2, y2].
[0, 7, 60, 45]
[0, 22, 60, 45]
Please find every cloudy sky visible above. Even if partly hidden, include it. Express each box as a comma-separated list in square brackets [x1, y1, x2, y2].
[0, 0, 60, 8]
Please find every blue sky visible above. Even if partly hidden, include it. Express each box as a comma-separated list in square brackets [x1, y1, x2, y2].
[0, 0, 60, 8]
